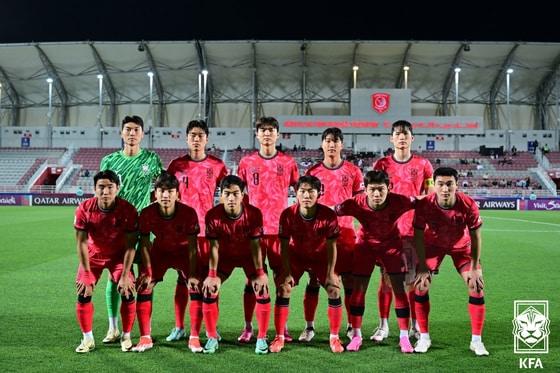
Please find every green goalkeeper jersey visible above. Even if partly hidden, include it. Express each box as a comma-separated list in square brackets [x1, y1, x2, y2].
[100, 149, 163, 211]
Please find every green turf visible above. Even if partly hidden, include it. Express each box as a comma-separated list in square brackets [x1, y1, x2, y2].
[0, 207, 558, 372]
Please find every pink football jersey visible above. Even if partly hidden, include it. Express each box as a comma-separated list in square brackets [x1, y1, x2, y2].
[74, 197, 138, 259]
[278, 203, 340, 258]
[167, 154, 227, 237]
[205, 203, 264, 259]
[335, 193, 414, 246]
[139, 202, 200, 254]
[413, 191, 482, 249]
[237, 151, 299, 235]
[373, 154, 433, 237]
[306, 161, 363, 230]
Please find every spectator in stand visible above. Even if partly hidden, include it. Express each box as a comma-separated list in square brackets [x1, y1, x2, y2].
[482, 172, 489, 180]
[529, 191, 537, 200]
[511, 146, 517, 156]
[533, 140, 539, 154]
[498, 179, 507, 188]
[467, 170, 473, 177]
[543, 144, 550, 154]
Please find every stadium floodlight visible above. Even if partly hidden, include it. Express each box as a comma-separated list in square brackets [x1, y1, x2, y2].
[506, 68, 513, 141]
[198, 73, 202, 118]
[454, 67, 461, 114]
[46, 77, 53, 84]
[202, 69, 208, 120]
[403, 65, 410, 89]
[147, 71, 154, 78]
[97, 74, 104, 132]
[352, 65, 359, 89]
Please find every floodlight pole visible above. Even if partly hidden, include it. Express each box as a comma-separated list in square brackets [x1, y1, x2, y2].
[454, 67, 461, 115]
[47, 77, 53, 148]
[97, 74, 103, 147]
[147, 71, 154, 148]
[506, 68, 514, 150]
[403, 66, 410, 90]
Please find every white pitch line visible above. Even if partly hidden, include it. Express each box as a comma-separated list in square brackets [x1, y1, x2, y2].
[484, 216, 560, 228]
[485, 229, 559, 233]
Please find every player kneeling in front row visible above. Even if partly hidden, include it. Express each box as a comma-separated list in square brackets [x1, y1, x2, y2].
[201, 175, 271, 354]
[133, 171, 204, 353]
[335, 170, 415, 353]
[269, 175, 344, 354]
[412, 167, 489, 356]
[74, 170, 138, 353]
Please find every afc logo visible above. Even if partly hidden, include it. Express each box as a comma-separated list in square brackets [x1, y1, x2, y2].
[371, 93, 390, 114]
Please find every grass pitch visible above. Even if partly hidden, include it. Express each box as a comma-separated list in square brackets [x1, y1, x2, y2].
[0, 207, 558, 372]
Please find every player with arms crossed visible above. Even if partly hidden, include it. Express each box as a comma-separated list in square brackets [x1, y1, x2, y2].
[201, 175, 271, 354]
[269, 175, 344, 354]
[412, 167, 488, 356]
[73, 170, 138, 353]
[371, 119, 434, 342]
[335, 170, 415, 353]
[237, 116, 299, 343]
[303, 127, 363, 341]
[133, 171, 203, 353]
[166, 120, 227, 343]
[99, 115, 162, 345]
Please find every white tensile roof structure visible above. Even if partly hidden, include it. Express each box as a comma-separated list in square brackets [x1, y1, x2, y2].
[0, 40, 559, 130]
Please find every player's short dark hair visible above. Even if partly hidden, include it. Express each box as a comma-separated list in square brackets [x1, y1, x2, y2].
[155, 171, 179, 190]
[186, 119, 209, 136]
[296, 175, 322, 192]
[256, 117, 279, 131]
[220, 175, 245, 191]
[364, 170, 390, 187]
[391, 120, 413, 135]
[94, 170, 120, 186]
[321, 127, 343, 142]
[121, 115, 144, 130]
[433, 167, 459, 182]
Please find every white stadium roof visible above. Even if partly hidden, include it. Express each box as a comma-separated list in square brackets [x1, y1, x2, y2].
[0, 40, 559, 130]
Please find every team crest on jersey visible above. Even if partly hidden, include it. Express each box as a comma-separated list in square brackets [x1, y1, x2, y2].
[371, 93, 390, 114]
[408, 167, 418, 181]
[341, 175, 349, 187]
[276, 165, 284, 176]
[206, 168, 214, 180]
[142, 164, 150, 175]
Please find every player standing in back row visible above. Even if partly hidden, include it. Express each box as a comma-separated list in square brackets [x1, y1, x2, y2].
[166, 120, 228, 345]
[237, 117, 299, 343]
[371, 119, 433, 342]
[303, 127, 364, 341]
[99, 115, 162, 349]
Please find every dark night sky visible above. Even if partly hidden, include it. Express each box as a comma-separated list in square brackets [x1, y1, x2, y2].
[1, 0, 558, 44]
